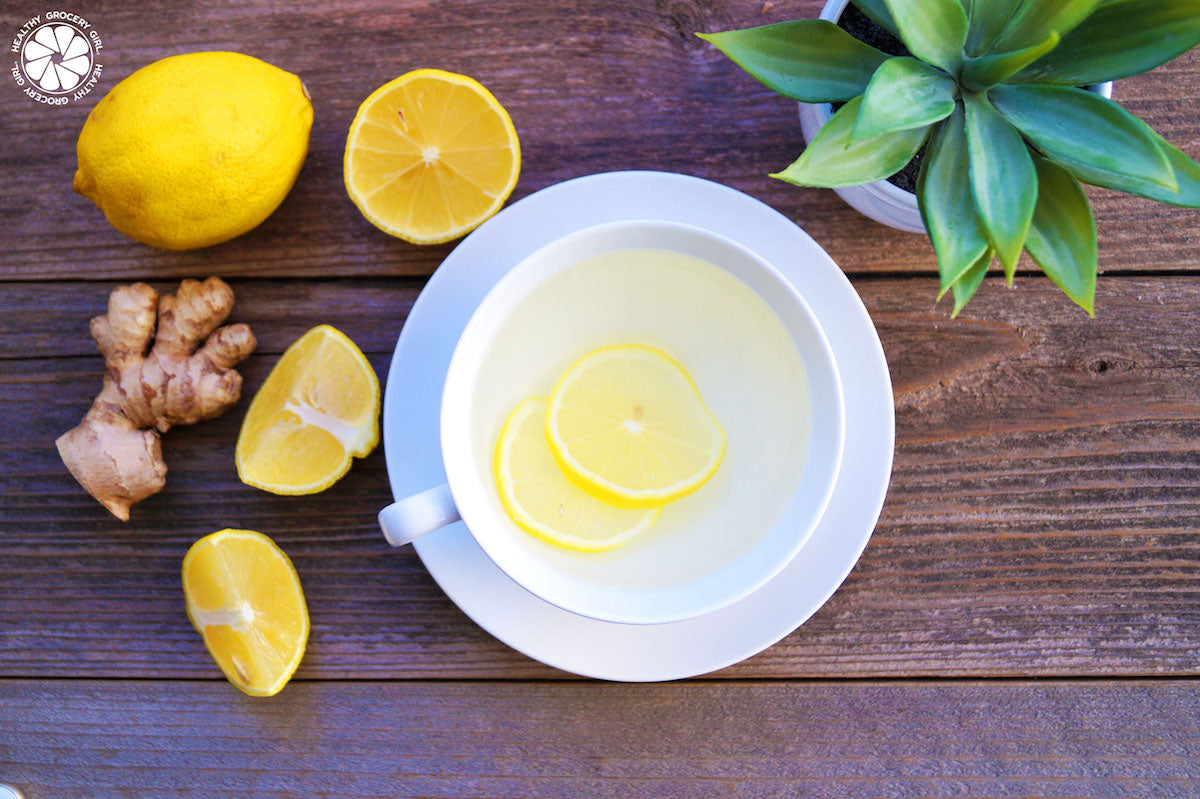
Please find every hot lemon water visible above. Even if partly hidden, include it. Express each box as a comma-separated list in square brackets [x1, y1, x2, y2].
[471, 248, 811, 590]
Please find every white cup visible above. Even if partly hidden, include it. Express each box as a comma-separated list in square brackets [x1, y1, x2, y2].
[379, 220, 845, 625]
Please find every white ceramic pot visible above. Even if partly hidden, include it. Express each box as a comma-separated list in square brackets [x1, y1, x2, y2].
[798, 0, 1114, 234]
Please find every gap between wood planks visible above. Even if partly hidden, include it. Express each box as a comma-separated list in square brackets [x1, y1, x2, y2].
[2, 674, 1198, 684]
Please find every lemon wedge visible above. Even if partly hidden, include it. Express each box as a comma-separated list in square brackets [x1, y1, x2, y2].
[236, 325, 380, 494]
[182, 529, 308, 697]
[546, 345, 725, 509]
[344, 68, 521, 244]
[495, 397, 661, 552]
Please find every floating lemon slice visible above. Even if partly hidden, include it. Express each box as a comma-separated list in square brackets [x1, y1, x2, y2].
[494, 397, 661, 552]
[236, 325, 380, 495]
[547, 345, 725, 509]
[344, 68, 521, 244]
[182, 529, 308, 697]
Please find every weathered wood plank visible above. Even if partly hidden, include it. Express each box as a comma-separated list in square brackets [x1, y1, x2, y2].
[1, 276, 1198, 679]
[1, 0, 1198, 279]
[2, 679, 1198, 798]
[0, 279, 419, 360]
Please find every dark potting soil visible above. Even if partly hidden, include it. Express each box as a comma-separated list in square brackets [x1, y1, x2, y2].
[834, 4, 925, 193]
[837, 3, 909, 57]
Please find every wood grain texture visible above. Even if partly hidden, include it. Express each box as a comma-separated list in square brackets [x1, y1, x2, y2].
[2, 276, 1198, 680]
[1, 0, 1198, 280]
[0, 279, 420, 360]
[2, 679, 1198, 798]
[5, 0, 1200, 789]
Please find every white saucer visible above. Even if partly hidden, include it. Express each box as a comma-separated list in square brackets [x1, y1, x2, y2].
[382, 171, 894, 681]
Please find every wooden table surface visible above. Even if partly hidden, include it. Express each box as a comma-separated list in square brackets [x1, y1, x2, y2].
[3, 0, 1199, 796]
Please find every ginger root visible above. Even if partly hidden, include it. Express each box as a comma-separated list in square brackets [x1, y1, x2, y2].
[56, 277, 256, 520]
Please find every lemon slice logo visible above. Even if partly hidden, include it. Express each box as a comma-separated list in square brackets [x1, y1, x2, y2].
[21, 22, 93, 93]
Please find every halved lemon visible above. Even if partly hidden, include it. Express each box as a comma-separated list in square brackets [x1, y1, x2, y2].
[236, 325, 380, 494]
[182, 529, 308, 697]
[495, 397, 661, 552]
[344, 68, 521, 244]
[547, 345, 725, 509]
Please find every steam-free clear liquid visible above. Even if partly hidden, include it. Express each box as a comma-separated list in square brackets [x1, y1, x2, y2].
[473, 248, 811, 590]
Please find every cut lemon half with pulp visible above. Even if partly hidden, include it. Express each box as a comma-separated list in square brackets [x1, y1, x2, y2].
[344, 68, 521, 244]
[495, 397, 661, 552]
[236, 325, 380, 494]
[182, 529, 309, 697]
[547, 345, 725, 509]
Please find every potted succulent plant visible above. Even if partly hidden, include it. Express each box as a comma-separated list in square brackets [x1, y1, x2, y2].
[795, 0, 1114, 235]
[699, 0, 1200, 315]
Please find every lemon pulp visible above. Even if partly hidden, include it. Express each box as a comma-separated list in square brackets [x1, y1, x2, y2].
[344, 68, 520, 244]
[236, 325, 380, 494]
[494, 398, 661, 552]
[546, 345, 726, 509]
[182, 529, 308, 697]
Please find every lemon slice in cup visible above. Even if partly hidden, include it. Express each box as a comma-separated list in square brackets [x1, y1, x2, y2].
[546, 345, 725, 509]
[494, 397, 661, 552]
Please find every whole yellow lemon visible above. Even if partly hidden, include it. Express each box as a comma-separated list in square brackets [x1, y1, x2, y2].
[74, 51, 313, 250]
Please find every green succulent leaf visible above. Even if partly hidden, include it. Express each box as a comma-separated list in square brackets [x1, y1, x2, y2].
[990, 84, 1177, 193]
[1014, 0, 1200, 85]
[991, 0, 1103, 54]
[950, 248, 993, 317]
[882, 0, 969, 72]
[963, 92, 1037, 279]
[853, 58, 957, 143]
[1151, 139, 1200, 208]
[697, 21, 890, 103]
[850, 0, 900, 36]
[773, 97, 930, 188]
[1052, 127, 1200, 207]
[965, 0, 1022, 56]
[1025, 156, 1098, 315]
[960, 31, 1060, 91]
[917, 104, 991, 297]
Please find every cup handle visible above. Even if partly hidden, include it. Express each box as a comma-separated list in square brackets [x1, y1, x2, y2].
[378, 483, 461, 547]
